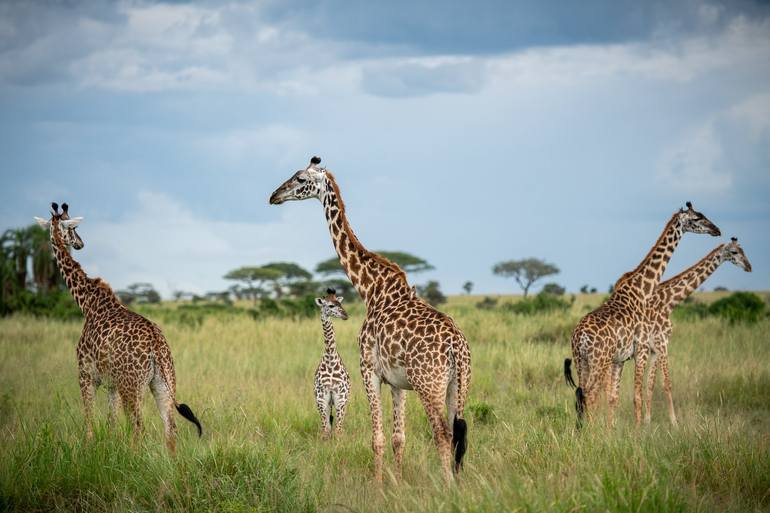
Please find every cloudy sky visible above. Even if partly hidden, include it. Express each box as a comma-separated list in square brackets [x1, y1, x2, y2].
[1, 0, 768, 297]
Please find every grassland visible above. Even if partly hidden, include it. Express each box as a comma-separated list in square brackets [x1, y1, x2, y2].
[1, 293, 768, 512]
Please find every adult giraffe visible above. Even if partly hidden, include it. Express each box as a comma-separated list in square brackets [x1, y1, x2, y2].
[270, 157, 471, 482]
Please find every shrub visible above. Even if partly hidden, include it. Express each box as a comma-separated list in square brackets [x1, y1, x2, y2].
[503, 292, 573, 315]
[541, 282, 565, 296]
[708, 292, 766, 324]
[476, 296, 498, 310]
[468, 401, 495, 424]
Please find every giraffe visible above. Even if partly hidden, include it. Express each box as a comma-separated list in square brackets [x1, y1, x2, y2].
[34, 202, 202, 453]
[564, 202, 720, 426]
[642, 237, 752, 425]
[270, 157, 471, 483]
[313, 288, 352, 440]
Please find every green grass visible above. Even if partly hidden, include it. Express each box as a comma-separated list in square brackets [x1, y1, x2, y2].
[1, 293, 768, 512]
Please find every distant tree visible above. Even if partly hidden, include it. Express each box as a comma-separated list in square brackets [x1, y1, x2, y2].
[608, 283, 615, 293]
[261, 262, 313, 298]
[416, 280, 446, 307]
[224, 266, 283, 304]
[476, 296, 498, 310]
[117, 283, 161, 305]
[320, 278, 358, 302]
[492, 258, 559, 297]
[590, 287, 597, 294]
[315, 251, 434, 276]
[541, 282, 566, 296]
[579, 284, 589, 294]
[714, 286, 728, 292]
[462, 281, 474, 295]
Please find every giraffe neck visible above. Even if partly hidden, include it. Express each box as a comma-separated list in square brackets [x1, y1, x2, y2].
[652, 244, 725, 314]
[618, 212, 684, 299]
[321, 316, 338, 355]
[320, 172, 409, 307]
[49, 218, 120, 316]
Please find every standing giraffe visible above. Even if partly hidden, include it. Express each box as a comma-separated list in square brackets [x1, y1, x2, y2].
[270, 157, 471, 483]
[642, 238, 752, 425]
[564, 202, 720, 426]
[34, 203, 201, 453]
[313, 288, 352, 440]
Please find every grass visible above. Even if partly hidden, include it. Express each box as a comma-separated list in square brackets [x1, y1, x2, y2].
[1, 293, 768, 512]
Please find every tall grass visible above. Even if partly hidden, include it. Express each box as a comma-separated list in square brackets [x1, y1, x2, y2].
[1, 294, 768, 512]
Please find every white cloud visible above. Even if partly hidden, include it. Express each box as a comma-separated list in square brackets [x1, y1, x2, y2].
[728, 92, 770, 141]
[77, 191, 332, 298]
[656, 121, 732, 194]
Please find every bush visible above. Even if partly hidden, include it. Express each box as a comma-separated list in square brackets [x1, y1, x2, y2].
[476, 296, 498, 310]
[672, 299, 710, 321]
[503, 292, 573, 315]
[708, 292, 766, 324]
[541, 282, 565, 296]
[416, 281, 446, 307]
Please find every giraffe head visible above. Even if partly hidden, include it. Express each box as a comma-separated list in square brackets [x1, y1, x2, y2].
[269, 156, 327, 205]
[315, 288, 348, 320]
[677, 201, 721, 236]
[33, 202, 84, 250]
[720, 237, 752, 272]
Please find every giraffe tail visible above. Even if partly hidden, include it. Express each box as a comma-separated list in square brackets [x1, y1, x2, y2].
[329, 413, 334, 427]
[452, 416, 468, 473]
[575, 387, 586, 428]
[564, 358, 577, 388]
[176, 403, 203, 437]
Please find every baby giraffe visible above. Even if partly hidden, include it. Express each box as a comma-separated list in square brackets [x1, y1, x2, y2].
[313, 288, 351, 439]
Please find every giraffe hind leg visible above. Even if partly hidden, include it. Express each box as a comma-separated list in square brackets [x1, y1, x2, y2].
[391, 387, 407, 482]
[644, 352, 659, 423]
[79, 371, 96, 440]
[150, 372, 177, 455]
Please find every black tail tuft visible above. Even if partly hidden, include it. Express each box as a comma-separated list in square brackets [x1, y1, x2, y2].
[176, 403, 202, 437]
[452, 416, 468, 474]
[575, 387, 586, 429]
[564, 358, 577, 388]
[329, 413, 334, 427]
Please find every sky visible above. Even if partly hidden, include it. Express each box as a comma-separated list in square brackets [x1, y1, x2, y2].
[1, 0, 769, 297]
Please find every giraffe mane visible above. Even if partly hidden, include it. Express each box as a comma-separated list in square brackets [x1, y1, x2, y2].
[655, 243, 724, 291]
[325, 171, 408, 282]
[616, 211, 679, 289]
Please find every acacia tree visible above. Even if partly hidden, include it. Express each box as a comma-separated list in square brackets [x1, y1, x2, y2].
[261, 262, 312, 298]
[462, 281, 474, 295]
[315, 251, 434, 276]
[492, 258, 559, 297]
[224, 266, 283, 304]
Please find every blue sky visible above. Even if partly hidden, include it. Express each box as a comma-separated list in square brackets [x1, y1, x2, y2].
[1, 0, 768, 297]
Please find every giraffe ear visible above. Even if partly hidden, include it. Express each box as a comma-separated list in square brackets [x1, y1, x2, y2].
[315, 298, 324, 307]
[33, 217, 50, 228]
[61, 217, 83, 229]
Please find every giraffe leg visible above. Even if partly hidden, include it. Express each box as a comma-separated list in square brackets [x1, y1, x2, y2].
[606, 362, 624, 427]
[633, 349, 648, 427]
[391, 387, 407, 482]
[361, 366, 385, 483]
[659, 352, 678, 426]
[644, 352, 659, 423]
[316, 390, 332, 440]
[107, 387, 121, 429]
[78, 370, 96, 440]
[582, 359, 608, 422]
[150, 373, 177, 455]
[333, 391, 349, 436]
[119, 386, 144, 448]
[416, 388, 453, 483]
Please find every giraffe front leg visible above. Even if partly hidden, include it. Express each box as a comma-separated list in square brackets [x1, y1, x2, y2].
[333, 387, 350, 436]
[317, 391, 332, 440]
[79, 371, 96, 440]
[644, 352, 659, 423]
[606, 362, 624, 427]
[659, 352, 678, 427]
[361, 365, 384, 483]
[391, 387, 407, 482]
[119, 386, 144, 448]
[633, 350, 648, 427]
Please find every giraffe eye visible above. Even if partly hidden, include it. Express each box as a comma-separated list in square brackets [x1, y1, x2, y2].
[296, 177, 306, 184]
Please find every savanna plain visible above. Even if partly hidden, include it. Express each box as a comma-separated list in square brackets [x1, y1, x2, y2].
[1, 293, 768, 513]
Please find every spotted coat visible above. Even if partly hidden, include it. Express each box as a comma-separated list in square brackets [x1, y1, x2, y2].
[271, 158, 471, 483]
[40, 203, 200, 452]
[641, 239, 751, 425]
[569, 203, 720, 426]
